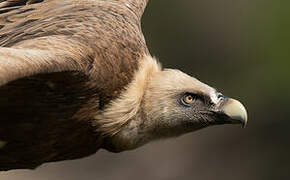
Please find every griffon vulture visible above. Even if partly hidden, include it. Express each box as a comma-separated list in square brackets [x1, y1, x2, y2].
[0, 0, 248, 171]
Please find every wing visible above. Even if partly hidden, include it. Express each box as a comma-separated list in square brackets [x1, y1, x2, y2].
[0, 0, 149, 19]
[0, 0, 149, 171]
[0, 0, 44, 7]
[0, 45, 104, 171]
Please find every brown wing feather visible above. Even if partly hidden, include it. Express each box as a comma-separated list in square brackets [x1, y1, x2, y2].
[0, 0, 43, 8]
[0, 0, 149, 171]
[0, 71, 102, 170]
[119, 0, 149, 19]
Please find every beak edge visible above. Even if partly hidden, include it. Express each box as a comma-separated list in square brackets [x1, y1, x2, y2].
[220, 98, 248, 128]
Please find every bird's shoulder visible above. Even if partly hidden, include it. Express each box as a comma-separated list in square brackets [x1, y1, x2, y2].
[0, 0, 148, 78]
[0, 0, 147, 51]
[0, 0, 149, 170]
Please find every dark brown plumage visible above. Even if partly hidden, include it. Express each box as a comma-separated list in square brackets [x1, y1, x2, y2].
[0, 0, 247, 171]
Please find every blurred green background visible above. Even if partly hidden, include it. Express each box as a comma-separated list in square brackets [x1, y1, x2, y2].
[3, 0, 290, 179]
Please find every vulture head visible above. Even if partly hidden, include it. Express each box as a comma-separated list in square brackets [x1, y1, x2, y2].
[0, 0, 248, 170]
[96, 57, 247, 152]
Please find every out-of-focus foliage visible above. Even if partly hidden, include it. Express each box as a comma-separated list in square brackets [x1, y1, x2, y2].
[3, 0, 290, 179]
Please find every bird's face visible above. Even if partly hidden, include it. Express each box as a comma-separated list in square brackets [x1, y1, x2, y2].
[143, 69, 247, 139]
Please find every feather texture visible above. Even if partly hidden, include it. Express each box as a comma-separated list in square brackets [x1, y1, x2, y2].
[0, 0, 149, 170]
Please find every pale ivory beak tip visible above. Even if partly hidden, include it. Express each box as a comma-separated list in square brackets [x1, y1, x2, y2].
[221, 98, 248, 128]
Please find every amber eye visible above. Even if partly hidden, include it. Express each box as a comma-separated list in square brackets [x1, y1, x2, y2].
[182, 94, 195, 105]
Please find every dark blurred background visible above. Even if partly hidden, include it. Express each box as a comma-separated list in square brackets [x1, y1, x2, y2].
[3, 0, 290, 179]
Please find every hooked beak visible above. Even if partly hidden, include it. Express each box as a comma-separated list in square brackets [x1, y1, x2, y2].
[217, 98, 248, 128]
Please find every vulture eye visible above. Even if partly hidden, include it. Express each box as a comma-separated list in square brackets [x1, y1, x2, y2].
[181, 94, 195, 106]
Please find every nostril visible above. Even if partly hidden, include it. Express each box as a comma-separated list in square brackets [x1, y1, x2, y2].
[217, 93, 226, 99]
